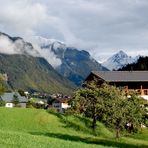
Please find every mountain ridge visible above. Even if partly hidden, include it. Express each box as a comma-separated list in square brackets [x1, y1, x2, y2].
[102, 50, 138, 70]
[32, 36, 108, 85]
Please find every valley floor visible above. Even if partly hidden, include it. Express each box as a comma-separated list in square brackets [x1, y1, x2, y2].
[0, 108, 147, 148]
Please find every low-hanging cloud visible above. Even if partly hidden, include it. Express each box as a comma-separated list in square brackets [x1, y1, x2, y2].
[1, 0, 148, 61]
[0, 35, 39, 56]
[0, 34, 61, 68]
[33, 44, 62, 68]
[0, 35, 16, 54]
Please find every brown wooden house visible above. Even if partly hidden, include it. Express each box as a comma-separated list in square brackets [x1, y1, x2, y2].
[84, 71, 148, 100]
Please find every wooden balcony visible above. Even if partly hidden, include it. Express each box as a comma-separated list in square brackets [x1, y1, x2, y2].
[127, 89, 148, 95]
[124, 85, 148, 96]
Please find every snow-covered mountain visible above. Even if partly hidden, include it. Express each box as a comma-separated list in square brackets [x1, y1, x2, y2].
[32, 36, 66, 50]
[102, 50, 138, 70]
[0, 32, 75, 93]
[32, 36, 108, 85]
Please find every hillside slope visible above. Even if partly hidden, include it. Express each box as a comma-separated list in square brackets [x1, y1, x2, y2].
[0, 108, 147, 148]
[0, 53, 75, 94]
[0, 108, 112, 148]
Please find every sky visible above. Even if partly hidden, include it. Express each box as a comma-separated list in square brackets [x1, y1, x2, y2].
[0, 0, 148, 62]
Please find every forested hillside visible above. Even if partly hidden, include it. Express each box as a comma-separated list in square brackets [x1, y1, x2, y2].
[0, 53, 75, 94]
[119, 56, 148, 71]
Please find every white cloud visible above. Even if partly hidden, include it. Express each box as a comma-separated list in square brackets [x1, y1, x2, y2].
[1, 0, 148, 61]
[32, 44, 62, 68]
[0, 35, 16, 54]
[0, 35, 38, 55]
[0, 34, 61, 68]
[0, 0, 48, 37]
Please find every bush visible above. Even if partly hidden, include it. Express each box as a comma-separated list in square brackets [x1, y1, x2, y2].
[14, 104, 21, 108]
[145, 120, 148, 127]
[0, 100, 5, 107]
[47, 107, 57, 114]
[65, 108, 79, 115]
[26, 104, 35, 108]
[144, 114, 148, 127]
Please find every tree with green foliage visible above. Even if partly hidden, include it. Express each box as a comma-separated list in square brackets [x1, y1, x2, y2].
[125, 91, 146, 133]
[71, 82, 146, 138]
[18, 89, 26, 96]
[98, 83, 127, 138]
[12, 93, 20, 107]
[0, 76, 5, 95]
[0, 76, 5, 107]
[0, 99, 5, 107]
[71, 81, 104, 131]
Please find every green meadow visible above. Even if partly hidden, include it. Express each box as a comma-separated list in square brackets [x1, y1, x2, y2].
[0, 108, 147, 148]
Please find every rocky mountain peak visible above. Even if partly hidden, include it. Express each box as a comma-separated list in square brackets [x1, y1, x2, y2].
[102, 50, 138, 70]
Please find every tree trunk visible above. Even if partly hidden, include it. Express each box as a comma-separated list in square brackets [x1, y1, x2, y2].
[92, 105, 97, 131]
[92, 114, 96, 131]
[116, 128, 120, 139]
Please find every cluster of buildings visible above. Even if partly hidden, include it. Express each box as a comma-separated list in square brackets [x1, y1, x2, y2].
[0, 91, 71, 112]
[0, 71, 148, 112]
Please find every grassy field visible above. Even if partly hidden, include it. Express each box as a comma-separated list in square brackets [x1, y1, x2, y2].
[0, 107, 147, 148]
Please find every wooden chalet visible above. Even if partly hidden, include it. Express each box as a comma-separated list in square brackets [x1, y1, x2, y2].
[84, 71, 148, 100]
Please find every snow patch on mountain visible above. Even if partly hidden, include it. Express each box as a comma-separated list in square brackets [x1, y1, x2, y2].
[30, 36, 64, 67]
[102, 50, 138, 70]
[31, 36, 66, 50]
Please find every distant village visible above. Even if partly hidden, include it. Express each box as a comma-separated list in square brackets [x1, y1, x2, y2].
[0, 71, 148, 113]
[0, 90, 71, 112]
[0, 72, 71, 112]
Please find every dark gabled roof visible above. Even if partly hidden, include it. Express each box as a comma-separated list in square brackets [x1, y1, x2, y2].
[0, 92, 27, 103]
[53, 98, 70, 103]
[91, 71, 148, 82]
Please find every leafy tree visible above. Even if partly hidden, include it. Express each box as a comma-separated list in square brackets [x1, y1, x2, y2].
[12, 93, 20, 106]
[71, 82, 146, 138]
[71, 81, 105, 131]
[98, 84, 127, 138]
[0, 76, 5, 95]
[125, 91, 146, 133]
[0, 100, 5, 107]
[0, 78, 6, 107]
[18, 89, 26, 96]
[0, 86, 5, 95]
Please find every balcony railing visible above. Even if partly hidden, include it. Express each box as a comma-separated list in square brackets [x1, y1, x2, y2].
[127, 89, 148, 95]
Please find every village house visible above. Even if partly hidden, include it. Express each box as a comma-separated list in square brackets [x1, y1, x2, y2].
[84, 71, 148, 100]
[52, 97, 71, 112]
[0, 92, 28, 108]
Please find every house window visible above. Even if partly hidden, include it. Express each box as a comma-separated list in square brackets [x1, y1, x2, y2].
[144, 90, 148, 95]
[53, 104, 60, 108]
